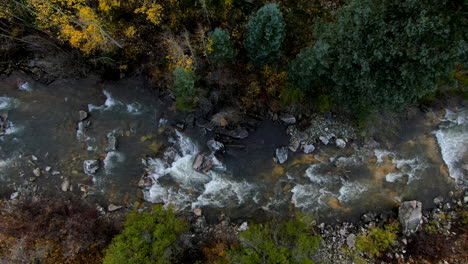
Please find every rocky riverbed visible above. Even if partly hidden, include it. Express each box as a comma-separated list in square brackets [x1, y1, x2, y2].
[1, 70, 467, 224]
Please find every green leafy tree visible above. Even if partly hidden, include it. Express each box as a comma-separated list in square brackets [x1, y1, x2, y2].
[228, 215, 321, 264]
[207, 28, 237, 64]
[245, 3, 285, 66]
[355, 221, 399, 258]
[172, 67, 198, 110]
[289, 0, 466, 114]
[103, 206, 187, 264]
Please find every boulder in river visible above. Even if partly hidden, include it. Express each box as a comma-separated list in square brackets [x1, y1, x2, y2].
[193, 208, 202, 217]
[78, 110, 88, 121]
[217, 127, 249, 139]
[207, 139, 224, 152]
[398, 200, 422, 233]
[192, 154, 213, 173]
[138, 176, 153, 188]
[83, 160, 99, 175]
[275, 147, 288, 164]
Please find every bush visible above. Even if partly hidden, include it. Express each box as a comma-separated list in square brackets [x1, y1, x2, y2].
[207, 28, 237, 64]
[355, 221, 399, 258]
[228, 215, 321, 264]
[103, 205, 187, 264]
[245, 3, 285, 66]
[290, 0, 466, 114]
[172, 67, 198, 110]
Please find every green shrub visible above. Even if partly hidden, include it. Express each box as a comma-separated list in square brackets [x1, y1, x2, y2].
[245, 3, 285, 66]
[103, 206, 187, 264]
[290, 0, 466, 114]
[207, 28, 237, 64]
[172, 67, 198, 110]
[228, 215, 321, 264]
[355, 222, 399, 258]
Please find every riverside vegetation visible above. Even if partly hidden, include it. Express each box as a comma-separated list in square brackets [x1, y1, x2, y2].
[0, 0, 467, 263]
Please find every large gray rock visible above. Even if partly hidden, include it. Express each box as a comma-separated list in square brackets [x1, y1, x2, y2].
[280, 115, 296, 125]
[303, 144, 315, 154]
[346, 234, 356, 248]
[288, 140, 300, 152]
[217, 127, 249, 139]
[192, 154, 213, 173]
[275, 147, 288, 164]
[61, 178, 70, 192]
[335, 138, 346, 148]
[399, 201, 422, 233]
[207, 139, 224, 152]
[83, 160, 99, 175]
[78, 110, 88, 121]
[108, 204, 123, 212]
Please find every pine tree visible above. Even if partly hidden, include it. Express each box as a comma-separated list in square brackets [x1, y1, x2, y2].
[245, 3, 285, 66]
[207, 28, 237, 64]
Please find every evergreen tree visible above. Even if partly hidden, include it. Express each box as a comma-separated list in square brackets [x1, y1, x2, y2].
[289, 0, 466, 113]
[245, 3, 285, 66]
[207, 28, 237, 64]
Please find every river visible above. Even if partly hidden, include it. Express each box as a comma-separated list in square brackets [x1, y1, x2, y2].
[0, 71, 466, 222]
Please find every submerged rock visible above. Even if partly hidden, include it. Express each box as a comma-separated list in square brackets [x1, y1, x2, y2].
[207, 139, 224, 152]
[106, 132, 117, 151]
[83, 160, 99, 175]
[217, 127, 249, 139]
[0, 111, 9, 134]
[192, 154, 213, 173]
[399, 200, 422, 233]
[275, 147, 288, 164]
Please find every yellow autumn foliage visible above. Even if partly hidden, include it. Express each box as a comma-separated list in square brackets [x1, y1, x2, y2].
[134, 1, 163, 26]
[124, 26, 137, 38]
[98, 0, 120, 13]
[24, 0, 118, 54]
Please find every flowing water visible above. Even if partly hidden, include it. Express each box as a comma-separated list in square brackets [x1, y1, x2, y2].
[0, 72, 466, 221]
